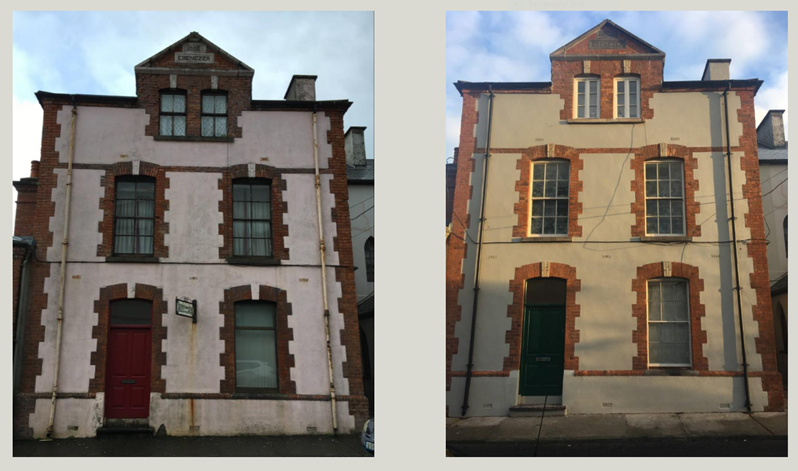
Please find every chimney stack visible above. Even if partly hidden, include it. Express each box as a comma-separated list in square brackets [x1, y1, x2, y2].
[284, 75, 317, 101]
[757, 110, 786, 148]
[345, 126, 367, 167]
[702, 59, 731, 81]
[30, 161, 39, 179]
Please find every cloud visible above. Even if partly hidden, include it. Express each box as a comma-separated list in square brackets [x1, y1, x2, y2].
[755, 70, 789, 140]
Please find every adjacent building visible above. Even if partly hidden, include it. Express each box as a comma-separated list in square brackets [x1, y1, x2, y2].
[757, 110, 788, 389]
[446, 20, 785, 417]
[13, 32, 368, 438]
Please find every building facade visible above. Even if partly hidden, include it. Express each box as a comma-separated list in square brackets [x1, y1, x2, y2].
[13, 32, 367, 439]
[757, 110, 788, 388]
[446, 20, 785, 417]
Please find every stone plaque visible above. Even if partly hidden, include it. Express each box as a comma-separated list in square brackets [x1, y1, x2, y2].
[589, 39, 626, 49]
[175, 52, 215, 64]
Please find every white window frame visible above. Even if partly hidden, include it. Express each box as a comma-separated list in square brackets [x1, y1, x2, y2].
[644, 160, 686, 236]
[528, 160, 570, 237]
[646, 279, 692, 368]
[614, 77, 641, 119]
[573, 77, 600, 119]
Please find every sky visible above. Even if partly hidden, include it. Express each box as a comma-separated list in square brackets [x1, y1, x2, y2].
[446, 11, 789, 158]
[12, 11, 374, 225]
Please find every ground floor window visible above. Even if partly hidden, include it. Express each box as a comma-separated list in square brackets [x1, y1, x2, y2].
[235, 301, 278, 391]
[647, 279, 691, 366]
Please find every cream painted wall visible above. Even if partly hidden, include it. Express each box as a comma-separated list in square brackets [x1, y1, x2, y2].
[450, 90, 771, 416]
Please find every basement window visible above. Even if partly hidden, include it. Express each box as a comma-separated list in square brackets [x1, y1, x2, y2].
[160, 91, 187, 136]
[647, 279, 691, 367]
[529, 161, 569, 236]
[202, 91, 228, 137]
[574, 77, 600, 118]
[615, 77, 640, 118]
[645, 161, 685, 236]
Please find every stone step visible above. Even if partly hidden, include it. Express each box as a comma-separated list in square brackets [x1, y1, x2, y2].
[96, 420, 154, 438]
[509, 404, 566, 418]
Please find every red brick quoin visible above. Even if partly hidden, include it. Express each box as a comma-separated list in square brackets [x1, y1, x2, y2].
[630, 143, 701, 238]
[513, 144, 584, 239]
[89, 283, 168, 393]
[218, 284, 296, 394]
[96, 161, 170, 258]
[504, 262, 581, 372]
[217, 164, 290, 261]
[631, 262, 708, 371]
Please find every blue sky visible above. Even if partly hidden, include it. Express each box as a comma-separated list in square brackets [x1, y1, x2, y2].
[446, 11, 788, 158]
[12, 11, 374, 188]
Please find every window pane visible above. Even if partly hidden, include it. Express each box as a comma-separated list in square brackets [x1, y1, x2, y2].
[671, 201, 683, 217]
[544, 200, 556, 216]
[659, 217, 671, 234]
[577, 94, 585, 106]
[530, 218, 543, 234]
[111, 300, 152, 326]
[646, 200, 658, 217]
[174, 94, 186, 113]
[672, 217, 684, 235]
[589, 81, 598, 117]
[577, 106, 585, 118]
[117, 181, 136, 199]
[161, 95, 173, 113]
[160, 116, 173, 136]
[233, 221, 247, 237]
[251, 238, 271, 256]
[174, 116, 186, 136]
[252, 221, 270, 238]
[659, 200, 671, 217]
[629, 80, 637, 93]
[252, 202, 271, 220]
[138, 219, 154, 237]
[235, 330, 277, 389]
[556, 217, 568, 235]
[115, 236, 135, 254]
[233, 184, 251, 202]
[645, 164, 656, 180]
[233, 238, 246, 256]
[630, 104, 638, 118]
[577, 81, 585, 94]
[670, 163, 683, 180]
[658, 163, 669, 180]
[138, 200, 154, 218]
[215, 95, 227, 114]
[648, 283, 661, 321]
[545, 181, 556, 198]
[545, 164, 557, 180]
[658, 181, 671, 197]
[201, 117, 214, 136]
[532, 181, 544, 197]
[251, 184, 270, 202]
[215, 117, 227, 137]
[557, 180, 568, 197]
[670, 181, 683, 197]
[236, 302, 276, 328]
[533, 164, 544, 180]
[233, 202, 248, 219]
[618, 105, 625, 118]
[116, 219, 135, 236]
[117, 200, 135, 218]
[202, 95, 215, 113]
[645, 181, 657, 197]
[531, 200, 544, 217]
[138, 237, 153, 254]
[617, 81, 624, 93]
[646, 217, 658, 234]
[137, 182, 155, 199]
[543, 217, 555, 234]
[557, 163, 568, 180]
[556, 200, 568, 216]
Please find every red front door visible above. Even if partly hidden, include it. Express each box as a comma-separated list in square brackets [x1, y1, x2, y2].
[105, 300, 153, 419]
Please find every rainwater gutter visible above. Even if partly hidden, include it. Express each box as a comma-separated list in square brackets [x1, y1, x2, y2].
[46, 99, 78, 438]
[723, 83, 752, 412]
[312, 107, 339, 433]
[461, 86, 494, 416]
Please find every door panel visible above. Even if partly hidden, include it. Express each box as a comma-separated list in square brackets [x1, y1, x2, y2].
[519, 305, 566, 396]
[106, 327, 152, 418]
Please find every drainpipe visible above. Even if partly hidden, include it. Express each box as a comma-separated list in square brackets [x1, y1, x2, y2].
[312, 108, 339, 433]
[461, 86, 494, 416]
[723, 84, 752, 412]
[46, 100, 78, 438]
[14, 239, 35, 395]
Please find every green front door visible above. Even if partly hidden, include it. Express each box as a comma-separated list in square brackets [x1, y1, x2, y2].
[519, 304, 566, 396]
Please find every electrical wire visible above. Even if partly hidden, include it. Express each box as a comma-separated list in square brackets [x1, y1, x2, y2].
[350, 205, 374, 222]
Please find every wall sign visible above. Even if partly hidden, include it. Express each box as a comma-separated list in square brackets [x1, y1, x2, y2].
[176, 297, 197, 324]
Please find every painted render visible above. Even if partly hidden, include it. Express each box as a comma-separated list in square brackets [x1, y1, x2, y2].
[446, 21, 782, 418]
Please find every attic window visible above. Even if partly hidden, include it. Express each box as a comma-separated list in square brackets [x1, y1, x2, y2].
[615, 77, 640, 118]
[160, 91, 186, 136]
[202, 91, 227, 137]
[575, 78, 600, 118]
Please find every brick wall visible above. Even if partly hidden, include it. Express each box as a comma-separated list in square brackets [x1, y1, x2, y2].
[13, 179, 38, 237]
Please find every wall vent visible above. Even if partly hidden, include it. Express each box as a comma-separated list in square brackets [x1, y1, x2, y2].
[482, 403, 493, 409]
[189, 425, 200, 432]
[307, 426, 318, 434]
[67, 425, 79, 431]
[601, 402, 613, 408]
[719, 403, 731, 409]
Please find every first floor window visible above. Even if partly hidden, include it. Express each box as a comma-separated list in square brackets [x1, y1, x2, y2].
[530, 161, 569, 235]
[114, 178, 155, 255]
[616, 77, 640, 118]
[575, 78, 600, 118]
[235, 301, 278, 391]
[647, 279, 691, 366]
[233, 179, 273, 257]
[645, 161, 685, 235]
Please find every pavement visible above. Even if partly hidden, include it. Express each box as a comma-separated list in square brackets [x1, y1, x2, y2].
[14, 434, 371, 457]
[446, 412, 787, 443]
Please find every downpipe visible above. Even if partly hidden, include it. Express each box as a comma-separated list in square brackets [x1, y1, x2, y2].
[723, 84, 752, 412]
[312, 109, 339, 433]
[47, 101, 78, 438]
[461, 87, 494, 416]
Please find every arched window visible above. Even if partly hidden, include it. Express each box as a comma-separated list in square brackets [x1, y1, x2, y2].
[365, 236, 374, 282]
[784, 216, 788, 258]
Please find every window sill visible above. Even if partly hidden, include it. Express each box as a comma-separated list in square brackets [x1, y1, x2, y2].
[154, 135, 234, 143]
[106, 255, 160, 263]
[566, 118, 644, 124]
[639, 236, 692, 243]
[226, 257, 281, 266]
[232, 391, 281, 398]
[516, 236, 573, 243]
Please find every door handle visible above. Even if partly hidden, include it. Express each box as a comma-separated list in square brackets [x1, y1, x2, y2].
[121, 380, 136, 384]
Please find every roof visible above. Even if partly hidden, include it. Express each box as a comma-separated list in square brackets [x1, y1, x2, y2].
[454, 81, 551, 95]
[134, 31, 254, 74]
[347, 159, 374, 183]
[758, 142, 788, 164]
[550, 19, 665, 59]
[661, 79, 764, 95]
[771, 273, 788, 296]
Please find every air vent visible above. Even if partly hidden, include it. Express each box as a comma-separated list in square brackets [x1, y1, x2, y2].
[601, 402, 613, 408]
[482, 404, 493, 409]
[189, 425, 200, 432]
[307, 426, 318, 434]
[67, 425, 79, 431]
[719, 403, 731, 409]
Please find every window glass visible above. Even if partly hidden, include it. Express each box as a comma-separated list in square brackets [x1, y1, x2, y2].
[365, 237, 374, 282]
[616, 78, 640, 118]
[110, 299, 152, 326]
[648, 280, 691, 365]
[575, 78, 599, 118]
[202, 94, 228, 137]
[160, 92, 186, 136]
[235, 302, 278, 390]
[525, 278, 567, 304]
[530, 161, 569, 236]
[645, 161, 685, 236]
[233, 180, 273, 257]
[114, 178, 155, 255]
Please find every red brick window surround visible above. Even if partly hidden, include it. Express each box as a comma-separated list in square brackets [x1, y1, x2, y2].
[513, 144, 584, 239]
[219, 284, 296, 395]
[505, 262, 581, 372]
[631, 262, 708, 371]
[159, 89, 187, 136]
[631, 144, 701, 239]
[97, 161, 168, 259]
[573, 75, 601, 119]
[614, 76, 641, 119]
[218, 164, 288, 262]
[201, 90, 228, 137]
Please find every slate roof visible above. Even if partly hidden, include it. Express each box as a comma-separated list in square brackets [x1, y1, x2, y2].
[347, 159, 374, 183]
[758, 142, 788, 163]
